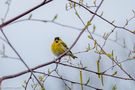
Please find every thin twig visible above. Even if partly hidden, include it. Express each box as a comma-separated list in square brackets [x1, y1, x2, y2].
[58, 63, 132, 80]
[0, 0, 53, 28]
[55, 70, 72, 90]
[34, 71, 102, 90]
[0, 0, 53, 88]
[9, 18, 132, 51]
[25, 73, 32, 90]
[69, 0, 135, 81]
[0, 28, 44, 88]
[68, 0, 135, 35]
[3, 0, 12, 21]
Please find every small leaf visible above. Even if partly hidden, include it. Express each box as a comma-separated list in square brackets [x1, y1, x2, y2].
[28, 14, 32, 20]
[96, 60, 101, 78]
[52, 14, 58, 21]
[85, 77, 90, 85]
[132, 9, 135, 15]
[112, 84, 117, 90]
[103, 32, 106, 39]
[107, 53, 112, 58]
[83, 21, 92, 30]
[100, 11, 104, 16]
[22, 84, 25, 88]
[92, 25, 96, 33]
[95, 50, 104, 54]
[87, 21, 92, 26]
[80, 69, 83, 90]
[73, 3, 76, 8]
[112, 71, 117, 76]
[42, 87, 45, 90]
[103, 32, 109, 40]
[65, 4, 68, 10]
[69, 2, 73, 8]
[48, 68, 51, 74]
[88, 35, 92, 39]
[124, 19, 128, 26]
[132, 30, 135, 33]
[93, 0, 96, 6]
[119, 63, 122, 68]
[39, 75, 44, 81]
[79, 0, 83, 4]
[75, 11, 79, 17]
[94, 40, 97, 48]
[101, 75, 104, 86]
[111, 20, 115, 24]
[86, 44, 91, 51]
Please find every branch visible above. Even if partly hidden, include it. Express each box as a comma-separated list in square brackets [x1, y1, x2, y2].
[1, 60, 56, 81]
[58, 0, 105, 62]
[68, 0, 135, 35]
[0, 0, 53, 88]
[0, 0, 53, 29]
[8, 18, 132, 51]
[34, 71, 102, 90]
[0, 59, 132, 87]
[58, 63, 132, 80]
[69, 0, 135, 81]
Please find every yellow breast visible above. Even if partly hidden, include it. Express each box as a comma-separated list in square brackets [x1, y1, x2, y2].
[51, 42, 66, 57]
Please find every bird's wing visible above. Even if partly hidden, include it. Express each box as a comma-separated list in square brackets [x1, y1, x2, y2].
[60, 41, 73, 54]
[61, 41, 69, 49]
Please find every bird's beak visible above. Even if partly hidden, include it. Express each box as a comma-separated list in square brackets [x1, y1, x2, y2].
[56, 40, 58, 43]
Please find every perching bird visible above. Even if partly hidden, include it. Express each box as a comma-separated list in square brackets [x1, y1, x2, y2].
[51, 37, 77, 59]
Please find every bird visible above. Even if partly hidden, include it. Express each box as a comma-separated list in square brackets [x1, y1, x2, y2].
[51, 37, 77, 59]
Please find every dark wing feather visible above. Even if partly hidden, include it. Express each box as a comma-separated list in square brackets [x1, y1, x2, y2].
[61, 41, 73, 54]
[60, 40, 77, 59]
[61, 41, 69, 49]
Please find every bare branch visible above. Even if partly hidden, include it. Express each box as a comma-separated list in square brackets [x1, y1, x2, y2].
[0, 0, 53, 29]
[34, 71, 102, 90]
[68, 0, 135, 35]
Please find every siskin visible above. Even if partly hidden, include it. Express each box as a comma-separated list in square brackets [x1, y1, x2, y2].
[51, 37, 77, 59]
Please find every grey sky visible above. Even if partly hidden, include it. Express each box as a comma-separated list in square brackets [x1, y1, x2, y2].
[0, 0, 135, 90]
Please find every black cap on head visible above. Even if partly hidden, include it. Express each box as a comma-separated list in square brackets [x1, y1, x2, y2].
[55, 37, 60, 40]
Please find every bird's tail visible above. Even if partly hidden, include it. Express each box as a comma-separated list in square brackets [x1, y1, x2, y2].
[67, 51, 77, 59]
[70, 54, 77, 59]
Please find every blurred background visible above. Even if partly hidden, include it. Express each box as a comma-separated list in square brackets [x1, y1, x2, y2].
[0, 0, 135, 90]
